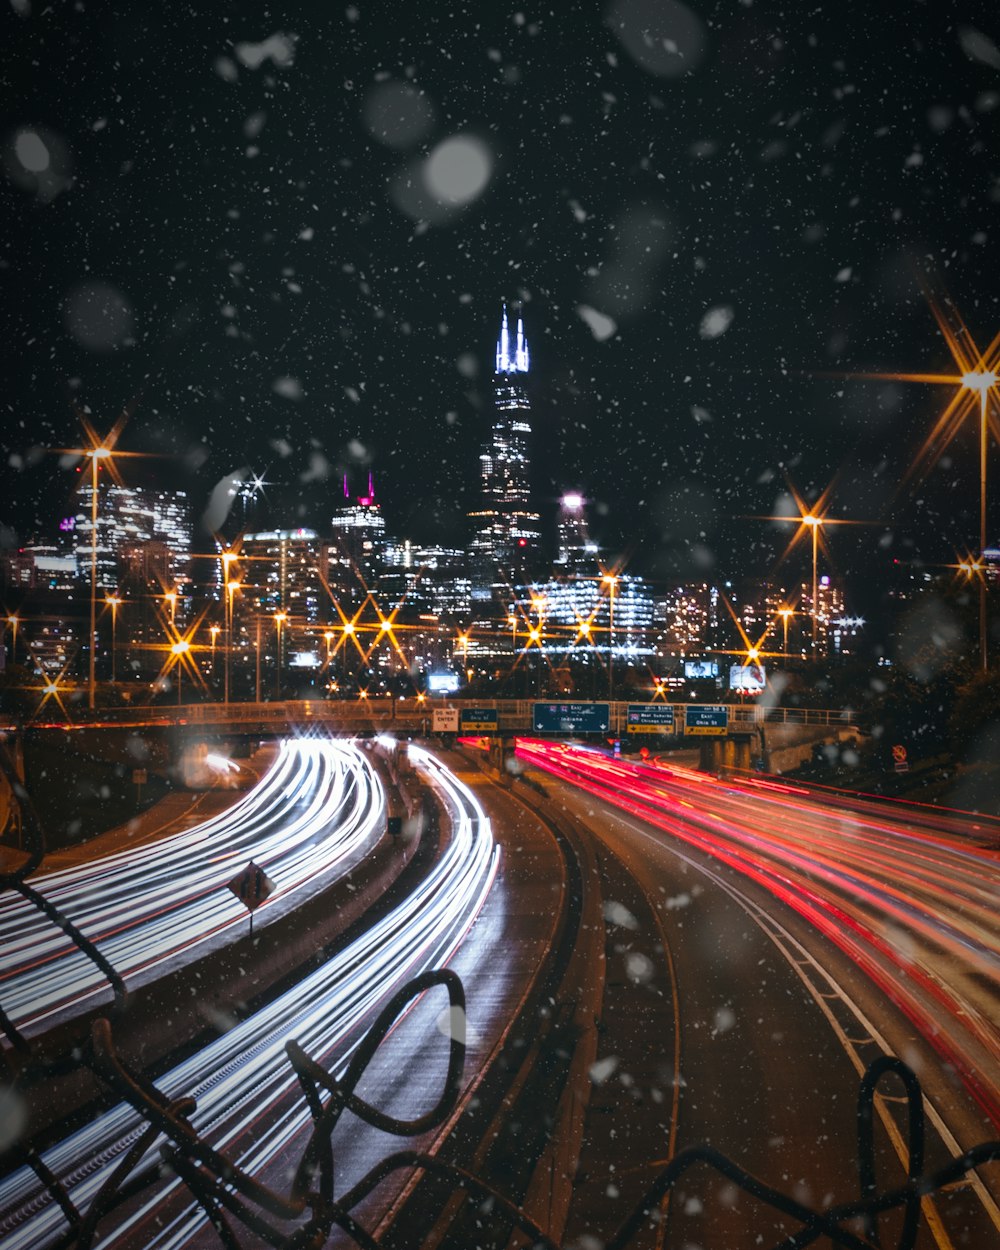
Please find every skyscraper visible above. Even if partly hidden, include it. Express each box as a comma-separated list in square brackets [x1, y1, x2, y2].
[328, 472, 386, 598]
[468, 304, 541, 602]
[555, 492, 598, 573]
[75, 483, 192, 590]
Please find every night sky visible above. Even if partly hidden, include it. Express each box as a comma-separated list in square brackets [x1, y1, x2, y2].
[4, 0, 1000, 617]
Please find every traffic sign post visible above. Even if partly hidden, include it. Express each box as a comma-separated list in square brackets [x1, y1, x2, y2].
[431, 707, 460, 733]
[226, 860, 276, 936]
[533, 702, 610, 733]
[460, 706, 499, 733]
[684, 705, 729, 736]
[626, 704, 675, 734]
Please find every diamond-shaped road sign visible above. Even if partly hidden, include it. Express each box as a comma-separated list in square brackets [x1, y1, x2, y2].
[226, 860, 276, 914]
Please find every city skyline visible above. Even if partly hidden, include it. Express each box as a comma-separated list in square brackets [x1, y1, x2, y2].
[4, 3, 1000, 599]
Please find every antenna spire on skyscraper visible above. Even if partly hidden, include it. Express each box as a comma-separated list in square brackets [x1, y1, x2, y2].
[496, 300, 529, 374]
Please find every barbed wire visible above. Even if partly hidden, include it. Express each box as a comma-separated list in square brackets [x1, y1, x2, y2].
[6, 967, 997, 1250]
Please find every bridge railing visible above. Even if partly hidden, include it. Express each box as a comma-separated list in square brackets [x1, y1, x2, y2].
[35, 699, 862, 734]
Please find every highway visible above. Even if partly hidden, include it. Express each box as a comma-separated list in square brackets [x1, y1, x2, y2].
[0, 745, 564, 1250]
[0, 738, 385, 1038]
[516, 739, 1000, 1248]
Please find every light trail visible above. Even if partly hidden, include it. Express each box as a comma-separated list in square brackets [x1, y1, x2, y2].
[0, 738, 384, 1037]
[0, 745, 499, 1250]
[516, 739, 1000, 1130]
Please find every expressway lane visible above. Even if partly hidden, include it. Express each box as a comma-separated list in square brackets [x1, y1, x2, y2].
[519, 741, 1000, 1131]
[0, 738, 385, 1039]
[516, 741, 1000, 1250]
[0, 745, 565, 1249]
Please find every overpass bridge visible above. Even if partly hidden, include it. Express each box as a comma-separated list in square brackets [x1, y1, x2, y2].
[19, 699, 861, 777]
[26, 697, 860, 738]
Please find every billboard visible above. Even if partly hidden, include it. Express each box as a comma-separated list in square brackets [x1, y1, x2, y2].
[729, 664, 765, 693]
[684, 659, 718, 679]
[427, 672, 460, 693]
[684, 705, 728, 735]
[289, 651, 320, 669]
[533, 702, 610, 733]
[626, 704, 675, 734]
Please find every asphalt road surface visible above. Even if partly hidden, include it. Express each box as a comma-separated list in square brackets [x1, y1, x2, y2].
[518, 740, 1000, 1250]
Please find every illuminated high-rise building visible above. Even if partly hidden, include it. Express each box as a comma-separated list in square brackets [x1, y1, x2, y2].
[329, 472, 386, 594]
[75, 484, 191, 590]
[469, 304, 541, 601]
[555, 492, 598, 574]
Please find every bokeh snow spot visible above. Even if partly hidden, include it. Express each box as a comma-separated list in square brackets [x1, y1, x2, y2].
[959, 26, 1000, 70]
[625, 951, 654, 983]
[234, 33, 297, 71]
[589, 1055, 619, 1085]
[15, 129, 49, 172]
[713, 1005, 736, 1035]
[436, 1004, 476, 1045]
[423, 135, 492, 205]
[201, 467, 249, 533]
[603, 899, 639, 930]
[363, 80, 435, 149]
[4, 125, 73, 201]
[0, 1086, 27, 1150]
[64, 282, 134, 352]
[607, 0, 707, 78]
[699, 305, 734, 339]
[272, 376, 303, 400]
[577, 305, 618, 341]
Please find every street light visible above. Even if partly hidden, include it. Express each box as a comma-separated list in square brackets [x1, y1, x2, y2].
[171, 639, 190, 705]
[274, 611, 287, 698]
[85, 445, 113, 709]
[602, 574, 618, 699]
[105, 594, 121, 683]
[961, 369, 996, 671]
[342, 620, 355, 685]
[801, 516, 822, 657]
[221, 551, 238, 704]
[225, 580, 241, 704]
[777, 606, 794, 656]
[6, 614, 20, 666]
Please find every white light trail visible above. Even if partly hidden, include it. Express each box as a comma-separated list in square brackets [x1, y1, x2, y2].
[0, 747, 499, 1250]
[0, 739, 383, 1035]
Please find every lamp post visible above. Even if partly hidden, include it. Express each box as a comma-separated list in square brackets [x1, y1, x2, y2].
[106, 594, 121, 683]
[457, 631, 469, 686]
[226, 580, 240, 703]
[961, 370, 995, 671]
[801, 517, 822, 657]
[342, 621, 355, 687]
[6, 614, 20, 666]
[602, 574, 618, 699]
[274, 611, 287, 699]
[221, 551, 238, 704]
[85, 446, 112, 709]
[778, 606, 793, 657]
[209, 624, 220, 679]
[171, 639, 190, 705]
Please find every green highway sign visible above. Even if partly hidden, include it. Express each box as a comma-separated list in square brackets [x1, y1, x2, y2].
[685, 705, 729, 736]
[533, 702, 610, 733]
[460, 707, 499, 732]
[626, 704, 675, 734]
